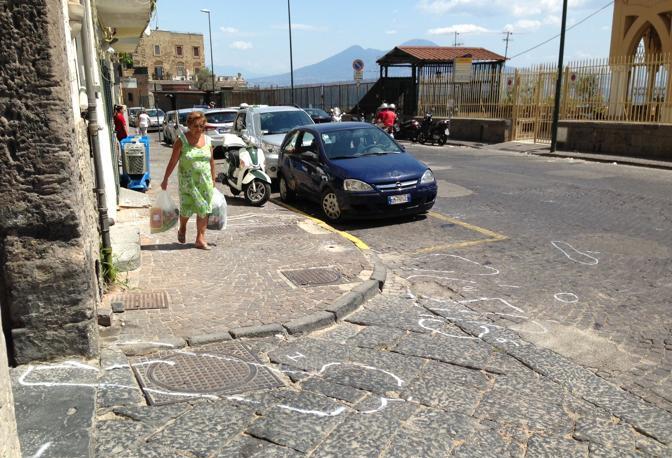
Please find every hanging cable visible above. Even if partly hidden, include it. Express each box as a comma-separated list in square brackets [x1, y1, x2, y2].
[508, 1, 614, 61]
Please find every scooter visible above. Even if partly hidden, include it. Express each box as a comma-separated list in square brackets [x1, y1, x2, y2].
[417, 114, 450, 145]
[217, 138, 272, 206]
[396, 118, 422, 141]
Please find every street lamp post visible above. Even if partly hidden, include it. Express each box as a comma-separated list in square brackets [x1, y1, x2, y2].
[200, 9, 216, 103]
[550, 0, 568, 152]
[287, 0, 294, 105]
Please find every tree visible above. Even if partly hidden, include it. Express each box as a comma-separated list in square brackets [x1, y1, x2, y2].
[195, 68, 214, 90]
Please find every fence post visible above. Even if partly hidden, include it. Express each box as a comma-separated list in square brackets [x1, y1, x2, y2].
[511, 69, 520, 140]
[560, 65, 570, 119]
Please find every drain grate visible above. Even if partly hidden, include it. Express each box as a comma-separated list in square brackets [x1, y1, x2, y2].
[130, 342, 283, 405]
[280, 267, 344, 287]
[108, 291, 169, 310]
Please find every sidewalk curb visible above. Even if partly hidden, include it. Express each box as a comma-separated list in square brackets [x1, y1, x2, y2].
[185, 256, 387, 346]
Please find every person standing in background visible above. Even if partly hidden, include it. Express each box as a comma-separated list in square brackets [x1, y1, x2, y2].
[137, 109, 150, 136]
[113, 105, 128, 141]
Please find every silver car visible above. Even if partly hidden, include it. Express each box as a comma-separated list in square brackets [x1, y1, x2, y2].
[203, 108, 238, 158]
[162, 108, 197, 145]
[229, 105, 314, 179]
[145, 108, 165, 131]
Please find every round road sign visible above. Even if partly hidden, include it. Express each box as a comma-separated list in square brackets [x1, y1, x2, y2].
[352, 59, 365, 72]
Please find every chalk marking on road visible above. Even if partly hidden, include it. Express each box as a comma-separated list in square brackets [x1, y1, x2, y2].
[278, 405, 346, 417]
[406, 274, 478, 283]
[104, 360, 177, 371]
[458, 297, 526, 314]
[225, 395, 261, 404]
[318, 362, 405, 387]
[551, 241, 599, 265]
[497, 284, 521, 289]
[411, 254, 500, 276]
[271, 199, 370, 250]
[286, 352, 306, 362]
[115, 340, 177, 348]
[554, 292, 579, 303]
[31, 442, 52, 458]
[419, 318, 477, 340]
[360, 397, 405, 414]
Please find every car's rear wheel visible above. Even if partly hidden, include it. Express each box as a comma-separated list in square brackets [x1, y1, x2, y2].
[279, 175, 295, 202]
[321, 190, 342, 222]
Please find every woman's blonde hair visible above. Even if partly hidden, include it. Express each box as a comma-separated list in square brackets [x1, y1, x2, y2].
[186, 111, 206, 127]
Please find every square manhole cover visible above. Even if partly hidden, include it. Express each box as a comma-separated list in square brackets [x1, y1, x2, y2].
[109, 291, 169, 310]
[280, 267, 347, 287]
[130, 342, 283, 405]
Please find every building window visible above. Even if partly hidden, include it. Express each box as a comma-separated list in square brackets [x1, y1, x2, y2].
[128, 93, 134, 103]
[154, 65, 164, 80]
[176, 45, 183, 56]
[154, 45, 160, 56]
[176, 63, 185, 78]
[194, 67, 201, 75]
[193, 46, 200, 57]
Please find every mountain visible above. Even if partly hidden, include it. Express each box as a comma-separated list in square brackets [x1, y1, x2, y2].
[246, 39, 439, 87]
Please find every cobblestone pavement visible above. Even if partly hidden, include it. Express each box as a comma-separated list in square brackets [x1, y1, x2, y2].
[103, 135, 370, 342]
[14, 282, 671, 457]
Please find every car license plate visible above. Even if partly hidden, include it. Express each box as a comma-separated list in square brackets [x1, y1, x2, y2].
[388, 194, 410, 205]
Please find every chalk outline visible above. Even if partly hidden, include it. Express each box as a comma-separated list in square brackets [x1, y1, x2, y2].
[551, 241, 599, 265]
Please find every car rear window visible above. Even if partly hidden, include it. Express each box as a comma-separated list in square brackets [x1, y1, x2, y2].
[206, 112, 236, 124]
[259, 110, 313, 135]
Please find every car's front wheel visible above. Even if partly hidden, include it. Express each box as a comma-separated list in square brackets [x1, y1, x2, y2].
[321, 189, 342, 222]
[279, 175, 295, 203]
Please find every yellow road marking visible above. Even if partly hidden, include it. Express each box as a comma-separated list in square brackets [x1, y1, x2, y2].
[271, 199, 370, 251]
[415, 211, 508, 254]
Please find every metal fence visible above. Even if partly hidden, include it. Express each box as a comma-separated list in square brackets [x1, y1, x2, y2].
[418, 53, 672, 142]
[222, 80, 376, 112]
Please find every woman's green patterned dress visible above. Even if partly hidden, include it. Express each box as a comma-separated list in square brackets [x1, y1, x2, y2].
[177, 130, 213, 218]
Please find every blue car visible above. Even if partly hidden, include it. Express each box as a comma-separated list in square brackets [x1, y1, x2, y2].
[278, 122, 437, 222]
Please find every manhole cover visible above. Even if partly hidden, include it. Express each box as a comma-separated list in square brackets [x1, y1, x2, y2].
[130, 342, 283, 405]
[280, 267, 344, 287]
[109, 291, 169, 310]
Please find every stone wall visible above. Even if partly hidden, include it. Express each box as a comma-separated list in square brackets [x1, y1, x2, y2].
[449, 118, 512, 143]
[0, 0, 100, 363]
[0, 308, 20, 458]
[133, 30, 206, 80]
[557, 121, 672, 161]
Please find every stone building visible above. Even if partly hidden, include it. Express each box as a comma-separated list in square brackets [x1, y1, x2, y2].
[133, 29, 206, 81]
[1, 0, 153, 454]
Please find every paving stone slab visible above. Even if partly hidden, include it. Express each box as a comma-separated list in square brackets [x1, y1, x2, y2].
[346, 325, 407, 350]
[214, 436, 304, 458]
[97, 348, 145, 409]
[245, 391, 349, 453]
[526, 435, 588, 457]
[94, 419, 155, 457]
[311, 396, 418, 457]
[146, 400, 257, 457]
[300, 378, 368, 404]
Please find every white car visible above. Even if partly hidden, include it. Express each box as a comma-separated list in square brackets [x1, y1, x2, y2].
[145, 108, 165, 131]
[162, 108, 196, 145]
[203, 108, 238, 159]
[224, 105, 314, 179]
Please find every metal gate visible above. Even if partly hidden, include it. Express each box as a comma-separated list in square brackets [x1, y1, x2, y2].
[510, 66, 557, 143]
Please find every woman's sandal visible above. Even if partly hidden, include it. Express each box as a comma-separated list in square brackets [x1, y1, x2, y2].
[194, 243, 211, 251]
[177, 229, 186, 244]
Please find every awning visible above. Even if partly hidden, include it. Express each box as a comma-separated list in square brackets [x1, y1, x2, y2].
[95, 0, 155, 52]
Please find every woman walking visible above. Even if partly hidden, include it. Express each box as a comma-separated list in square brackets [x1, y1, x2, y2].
[160, 111, 215, 250]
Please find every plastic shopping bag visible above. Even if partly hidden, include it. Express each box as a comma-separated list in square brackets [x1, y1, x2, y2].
[149, 191, 179, 233]
[207, 188, 227, 230]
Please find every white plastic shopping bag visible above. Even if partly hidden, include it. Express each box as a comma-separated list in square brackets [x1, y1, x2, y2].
[207, 188, 227, 230]
[149, 191, 179, 233]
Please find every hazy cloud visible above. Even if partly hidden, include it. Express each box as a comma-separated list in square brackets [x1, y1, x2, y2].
[418, 0, 603, 17]
[230, 41, 253, 50]
[220, 26, 238, 34]
[428, 24, 490, 35]
[386, 30, 398, 35]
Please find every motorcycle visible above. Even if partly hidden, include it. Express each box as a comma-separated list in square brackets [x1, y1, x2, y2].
[217, 137, 272, 206]
[395, 118, 422, 141]
[417, 114, 450, 145]
[330, 106, 343, 122]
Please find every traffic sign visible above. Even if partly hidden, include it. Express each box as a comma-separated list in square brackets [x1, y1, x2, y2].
[352, 59, 365, 72]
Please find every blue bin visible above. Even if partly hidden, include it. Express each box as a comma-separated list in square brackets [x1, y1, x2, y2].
[120, 135, 151, 192]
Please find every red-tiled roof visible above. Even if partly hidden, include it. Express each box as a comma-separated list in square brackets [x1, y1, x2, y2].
[383, 46, 506, 63]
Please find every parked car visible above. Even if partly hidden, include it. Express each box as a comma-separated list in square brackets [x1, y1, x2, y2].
[203, 108, 239, 159]
[162, 108, 197, 145]
[127, 106, 144, 127]
[278, 122, 437, 221]
[302, 107, 332, 123]
[226, 105, 314, 179]
[145, 108, 165, 131]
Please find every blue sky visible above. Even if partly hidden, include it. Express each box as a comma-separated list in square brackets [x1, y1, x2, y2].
[153, 0, 614, 77]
